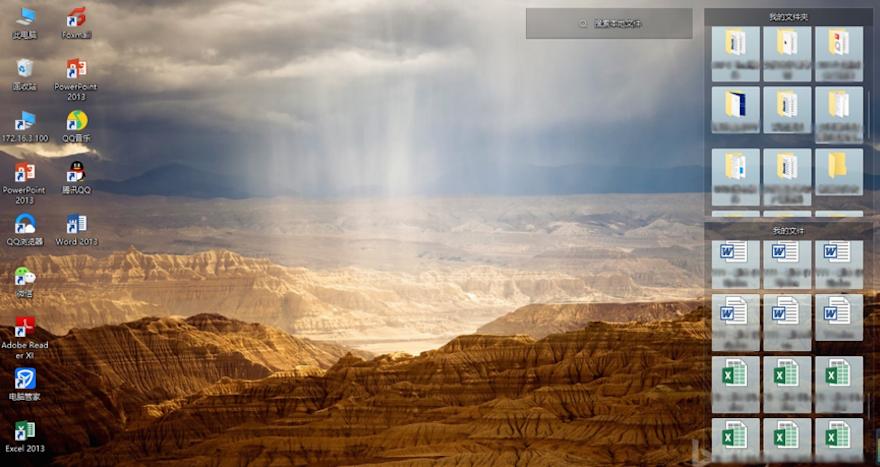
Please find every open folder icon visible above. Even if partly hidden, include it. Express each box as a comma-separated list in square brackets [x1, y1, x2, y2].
[777, 29, 797, 55]
[828, 152, 847, 178]
[828, 90, 849, 118]
[725, 152, 746, 180]
[725, 29, 746, 55]
[829, 29, 849, 55]
[725, 91, 746, 117]
[776, 90, 797, 117]
[777, 153, 797, 180]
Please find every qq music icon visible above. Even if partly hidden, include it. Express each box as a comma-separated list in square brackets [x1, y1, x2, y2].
[66, 110, 88, 131]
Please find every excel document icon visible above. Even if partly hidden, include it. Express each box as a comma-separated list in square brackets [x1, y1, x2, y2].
[826, 359, 851, 386]
[826, 420, 850, 449]
[722, 359, 747, 387]
[774, 420, 799, 448]
[722, 420, 748, 449]
[773, 359, 799, 387]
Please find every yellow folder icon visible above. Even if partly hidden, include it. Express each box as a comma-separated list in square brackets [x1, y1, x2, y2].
[777, 152, 797, 180]
[829, 29, 849, 55]
[725, 91, 746, 117]
[776, 90, 797, 117]
[828, 90, 849, 118]
[725, 29, 746, 55]
[725, 152, 746, 179]
[777, 29, 797, 55]
[828, 152, 847, 178]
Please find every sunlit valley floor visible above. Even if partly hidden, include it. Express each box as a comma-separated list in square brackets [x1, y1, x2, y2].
[1, 193, 706, 354]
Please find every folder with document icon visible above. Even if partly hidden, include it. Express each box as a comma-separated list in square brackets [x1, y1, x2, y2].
[776, 90, 797, 117]
[725, 152, 746, 180]
[777, 29, 797, 55]
[776, 153, 797, 180]
[725, 91, 746, 117]
[725, 29, 746, 55]
[828, 90, 850, 118]
[829, 29, 849, 55]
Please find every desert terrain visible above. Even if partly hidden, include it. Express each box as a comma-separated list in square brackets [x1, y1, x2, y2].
[1, 192, 705, 353]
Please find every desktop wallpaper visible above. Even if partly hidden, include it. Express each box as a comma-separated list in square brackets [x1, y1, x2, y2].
[0, 0, 876, 465]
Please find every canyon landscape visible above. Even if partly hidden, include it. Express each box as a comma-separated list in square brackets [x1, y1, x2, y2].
[2, 193, 872, 464]
[3, 304, 714, 466]
[2, 1, 874, 462]
[0, 192, 706, 353]
[0, 192, 718, 465]
[7, 298, 874, 466]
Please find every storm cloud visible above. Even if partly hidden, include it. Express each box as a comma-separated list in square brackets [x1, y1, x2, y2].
[1, 0, 875, 196]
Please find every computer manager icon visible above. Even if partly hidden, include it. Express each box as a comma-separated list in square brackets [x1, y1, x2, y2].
[14, 367, 36, 390]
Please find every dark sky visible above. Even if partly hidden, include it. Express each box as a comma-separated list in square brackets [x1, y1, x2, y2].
[0, 0, 876, 196]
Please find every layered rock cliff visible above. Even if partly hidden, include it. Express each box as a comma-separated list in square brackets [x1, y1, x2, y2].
[0, 315, 366, 466]
[14, 298, 872, 466]
[477, 300, 703, 338]
[55, 306, 713, 466]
